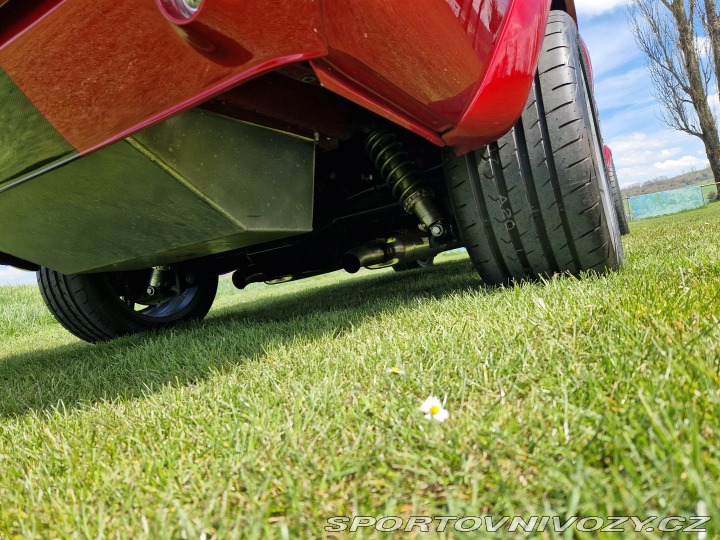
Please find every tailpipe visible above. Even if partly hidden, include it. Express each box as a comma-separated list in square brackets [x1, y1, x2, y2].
[231, 270, 264, 289]
[342, 235, 459, 273]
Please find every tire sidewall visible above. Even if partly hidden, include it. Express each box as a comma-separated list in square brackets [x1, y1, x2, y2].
[573, 34, 625, 260]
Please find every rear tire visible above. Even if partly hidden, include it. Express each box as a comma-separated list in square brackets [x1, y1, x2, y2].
[606, 155, 630, 235]
[37, 268, 218, 343]
[444, 11, 623, 286]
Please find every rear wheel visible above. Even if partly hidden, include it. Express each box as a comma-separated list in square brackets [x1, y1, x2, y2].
[444, 11, 622, 286]
[37, 267, 218, 343]
[606, 155, 630, 235]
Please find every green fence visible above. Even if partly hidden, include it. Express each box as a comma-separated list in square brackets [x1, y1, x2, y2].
[623, 184, 717, 222]
[700, 184, 718, 203]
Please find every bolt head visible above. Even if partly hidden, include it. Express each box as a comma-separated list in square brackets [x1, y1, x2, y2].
[429, 223, 445, 237]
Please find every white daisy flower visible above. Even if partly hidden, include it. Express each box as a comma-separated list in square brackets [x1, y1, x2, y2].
[419, 395, 449, 422]
[386, 367, 406, 375]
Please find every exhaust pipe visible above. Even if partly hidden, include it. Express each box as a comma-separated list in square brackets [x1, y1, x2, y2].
[231, 270, 265, 289]
[342, 235, 459, 273]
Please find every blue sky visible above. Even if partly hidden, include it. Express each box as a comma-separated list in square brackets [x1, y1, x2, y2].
[0, 1, 714, 286]
[576, 0, 714, 185]
[0, 265, 35, 286]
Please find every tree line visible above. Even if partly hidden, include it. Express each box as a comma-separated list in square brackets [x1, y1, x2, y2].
[621, 166, 716, 197]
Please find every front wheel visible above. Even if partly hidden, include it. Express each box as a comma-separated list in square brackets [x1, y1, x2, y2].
[37, 267, 218, 343]
[444, 11, 623, 286]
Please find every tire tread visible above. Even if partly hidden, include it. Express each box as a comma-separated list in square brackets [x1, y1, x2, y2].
[445, 11, 622, 285]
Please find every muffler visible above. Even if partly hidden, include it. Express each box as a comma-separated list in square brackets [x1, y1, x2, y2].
[342, 235, 459, 273]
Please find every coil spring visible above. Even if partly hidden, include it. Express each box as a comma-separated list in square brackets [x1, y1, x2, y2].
[364, 130, 426, 208]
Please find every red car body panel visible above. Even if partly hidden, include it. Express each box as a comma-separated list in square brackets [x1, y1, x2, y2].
[604, 145, 613, 166]
[0, 0, 552, 162]
[0, 0, 328, 154]
[442, 0, 550, 152]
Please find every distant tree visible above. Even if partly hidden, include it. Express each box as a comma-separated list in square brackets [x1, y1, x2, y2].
[630, 0, 720, 198]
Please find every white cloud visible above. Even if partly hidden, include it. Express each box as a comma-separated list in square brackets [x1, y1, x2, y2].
[610, 131, 673, 151]
[575, 0, 631, 18]
[695, 35, 711, 59]
[608, 131, 709, 184]
[653, 155, 708, 171]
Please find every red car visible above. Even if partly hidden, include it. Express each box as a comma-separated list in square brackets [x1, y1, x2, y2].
[0, 0, 625, 342]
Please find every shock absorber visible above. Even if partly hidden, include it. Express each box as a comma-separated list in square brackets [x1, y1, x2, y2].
[365, 129, 446, 237]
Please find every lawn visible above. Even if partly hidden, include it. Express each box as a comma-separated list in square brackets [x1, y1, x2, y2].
[1, 205, 719, 538]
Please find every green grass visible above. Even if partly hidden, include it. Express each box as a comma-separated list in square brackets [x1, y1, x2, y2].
[1, 205, 719, 539]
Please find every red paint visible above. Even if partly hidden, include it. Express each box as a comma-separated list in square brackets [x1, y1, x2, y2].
[82, 52, 320, 156]
[0, 0, 327, 152]
[318, 1, 502, 133]
[604, 145, 613, 165]
[0, 0, 554, 156]
[442, 0, 552, 153]
[580, 36, 594, 91]
[0, 0, 63, 46]
[312, 61, 446, 147]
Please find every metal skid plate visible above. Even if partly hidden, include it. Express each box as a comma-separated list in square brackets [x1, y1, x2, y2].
[0, 109, 315, 274]
[0, 69, 77, 185]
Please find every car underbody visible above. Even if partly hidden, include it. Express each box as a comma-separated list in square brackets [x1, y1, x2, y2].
[0, 0, 626, 342]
